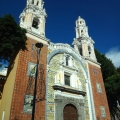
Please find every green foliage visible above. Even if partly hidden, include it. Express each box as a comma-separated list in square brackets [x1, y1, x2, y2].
[117, 67, 120, 73]
[95, 49, 116, 81]
[0, 15, 27, 60]
[105, 74, 120, 118]
[105, 74, 120, 97]
[95, 49, 120, 119]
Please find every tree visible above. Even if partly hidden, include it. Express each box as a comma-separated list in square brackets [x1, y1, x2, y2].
[95, 49, 116, 81]
[117, 67, 120, 73]
[0, 15, 27, 60]
[105, 74, 120, 119]
[95, 49, 120, 119]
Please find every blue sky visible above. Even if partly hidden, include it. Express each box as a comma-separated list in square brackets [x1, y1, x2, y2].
[0, 0, 120, 67]
[0, 59, 8, 70]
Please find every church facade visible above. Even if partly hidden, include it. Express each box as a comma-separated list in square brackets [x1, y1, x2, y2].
[0, 0, 110, 120]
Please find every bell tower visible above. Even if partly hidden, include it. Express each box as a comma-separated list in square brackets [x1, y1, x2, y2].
[19, 0, 47, 37]
[72, 16, 96, 61]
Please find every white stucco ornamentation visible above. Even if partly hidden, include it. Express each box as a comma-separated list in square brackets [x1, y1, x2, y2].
[49, 43, 83, 61]
[19, 0, 47, 36]
[54, 60, 83, 90]
[72, 16, 97, 62]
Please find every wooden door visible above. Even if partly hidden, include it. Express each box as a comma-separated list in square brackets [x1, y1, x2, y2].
[63, 104, 78, 120]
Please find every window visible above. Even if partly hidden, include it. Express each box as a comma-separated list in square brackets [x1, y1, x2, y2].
[79, 47, 82, 56]
[32, 18, 39, 29]
[64, 74, 70, 86]
[32, 0, 34, 4]
[37, 1, 39, 5]
[64, 54, 73, 67]
[22, 16, 25, 22]
[88, 46, 91, 55]
[66, 56, 69, 66]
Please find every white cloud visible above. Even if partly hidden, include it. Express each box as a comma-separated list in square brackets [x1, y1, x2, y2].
[105, 47, 120, 68]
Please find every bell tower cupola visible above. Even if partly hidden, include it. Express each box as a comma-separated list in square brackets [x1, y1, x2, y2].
[75, 16, 89, 38]
[72, 16, 97, 61]
[19, 0, 47, 37]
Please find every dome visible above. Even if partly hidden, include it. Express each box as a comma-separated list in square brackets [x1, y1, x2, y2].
[76, 16, 86, 26]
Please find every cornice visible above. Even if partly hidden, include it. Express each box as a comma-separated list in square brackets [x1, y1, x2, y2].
[74, 37, 94, 44]
[25, 6, 47, 17]
[84, 57, 101, 67]
[53, 85, 86, 96]
[26, 30, 50, 44]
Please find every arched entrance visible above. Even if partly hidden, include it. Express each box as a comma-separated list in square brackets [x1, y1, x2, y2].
[63, 104, 78, 120]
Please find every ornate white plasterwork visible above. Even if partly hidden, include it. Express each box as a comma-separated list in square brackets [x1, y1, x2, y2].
[49, 43, 83, 61]
[19, 0, 47, 37]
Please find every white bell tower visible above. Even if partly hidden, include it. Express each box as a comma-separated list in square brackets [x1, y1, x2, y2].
[72, 16, 97, 61]
[19, 0, 47, 37]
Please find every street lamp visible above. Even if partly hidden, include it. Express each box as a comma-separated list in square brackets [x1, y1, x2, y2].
[32, 42, 43, 120]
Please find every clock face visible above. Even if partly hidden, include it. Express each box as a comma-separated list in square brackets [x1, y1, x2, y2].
[23, 95, 33, 112]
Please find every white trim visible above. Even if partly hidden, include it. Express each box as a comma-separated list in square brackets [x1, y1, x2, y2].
[86, 63, 96, 120]
[26, 32, 49, 45]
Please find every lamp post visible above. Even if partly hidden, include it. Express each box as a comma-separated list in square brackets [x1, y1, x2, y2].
[32, 42, 43, 120]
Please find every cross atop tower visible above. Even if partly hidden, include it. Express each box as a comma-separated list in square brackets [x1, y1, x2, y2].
[19, 0, 47, 37]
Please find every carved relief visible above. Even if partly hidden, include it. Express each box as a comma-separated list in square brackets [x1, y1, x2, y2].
[100, 106, 106, 118]
[96, 83, 102, 93]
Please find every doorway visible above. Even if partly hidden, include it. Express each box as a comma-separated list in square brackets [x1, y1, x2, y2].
[63, 104, 78, 120]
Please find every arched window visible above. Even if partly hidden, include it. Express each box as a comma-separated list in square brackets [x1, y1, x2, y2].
[79, 47, 82, 56]
[37, 1, 39, 5]
[22, 16, 25, 22]
[66, 56, 69, 66]
[88, 46, 91, 55]
[32, 18, 39, 29]
[32, 0, 34, 4]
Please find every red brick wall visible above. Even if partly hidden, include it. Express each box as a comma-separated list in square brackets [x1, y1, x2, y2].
[88, 63, 111, 120]
[9, 37, 48, 120]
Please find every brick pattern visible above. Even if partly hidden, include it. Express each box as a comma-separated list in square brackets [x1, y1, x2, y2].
[9, 37, 48, 120]
[88, 63, 111, 120]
